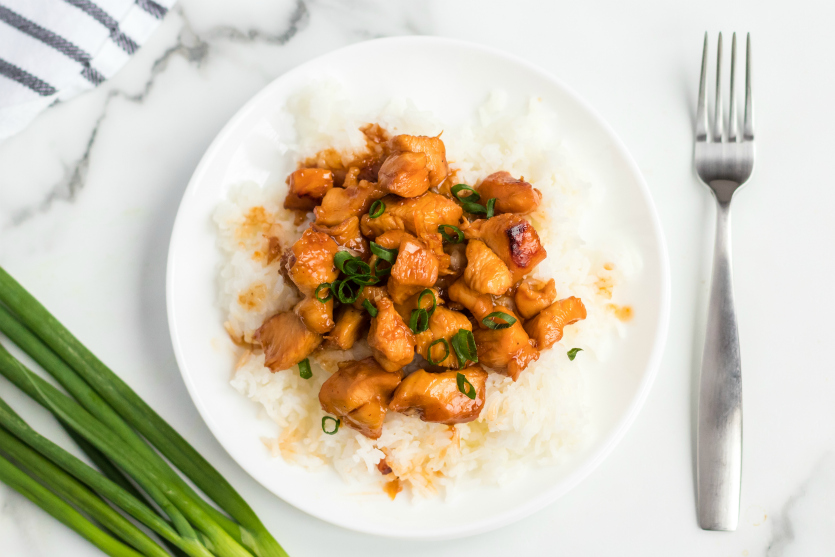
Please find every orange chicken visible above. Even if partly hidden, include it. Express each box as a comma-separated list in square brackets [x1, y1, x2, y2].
[312, 216, 369, 259]
[378, 152, 430, 198]
[477, 171, 541, 215]
[324, 306, 367, 350]
[319, 358, 401, 439]
[514, 278, 558, 319]
[463, 239, 513, 295]
[389, 366, 487, 424]
[465, 214, 547, 282]
[256, 312, 322, 372]
[414, 307, 473, 368]
[473, 306, 539, 381]
[389, 134, 449, 188]
[284, 168, 334, 211]
[524, 296, 587, 349]
[367, 297, 416, 372]
[314, 179, 385, 226]
[288, 228, 339, 296]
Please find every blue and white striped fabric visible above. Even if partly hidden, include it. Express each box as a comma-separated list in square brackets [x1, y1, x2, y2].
[0, 0, 175, 140]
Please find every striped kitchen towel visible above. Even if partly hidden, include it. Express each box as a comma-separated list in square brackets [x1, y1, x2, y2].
[0, 0, 175, 140]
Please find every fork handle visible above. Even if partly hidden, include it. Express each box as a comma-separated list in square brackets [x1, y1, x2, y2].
[697, 194, 742, 531]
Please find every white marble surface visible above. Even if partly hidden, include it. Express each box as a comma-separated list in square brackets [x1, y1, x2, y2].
[1, 0, 834, 555]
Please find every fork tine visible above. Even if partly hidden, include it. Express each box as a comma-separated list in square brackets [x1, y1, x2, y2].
[696, 32, 709, 141]
[743, 33, 754, 139]
[728, 33, 738, 142]
[713, 33, 724, 142]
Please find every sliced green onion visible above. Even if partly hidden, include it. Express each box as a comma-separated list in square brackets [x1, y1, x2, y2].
[409, 308, 429, 334]
[334, 251, 354, 273]
[451, 184, 481, 203]
[427, 339, 450, 365]
[417, 289, 437, 316]
[482, 311, 517, 330]
[372, 258, 392, 277]
[438, 224, 464, 244]
[334, 278, 362, 304]
[451, 328, 478, 366]
[456, 372, 476, 400]
[369, 200, 385, 218]
[567, 348, 583, 361]
[370, 242, 398, 263]
[362, 299, 378, 317]
[461, 202, 487, 215]
[314, 283, 332, 303]
[298, 358, 312, 379]
[343, 258, 371, 277]
[322, 416, 340, 435]
[485, 197, 497, 218]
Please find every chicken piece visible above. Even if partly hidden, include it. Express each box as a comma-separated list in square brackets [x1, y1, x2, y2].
[378, 152, 430, 198]
[389, 134, 449, 188]
[477, 171, 542, 215]
[294, 297, 334, 334]
[351, 286, 388, 310]
[314, 179, 385, 226]
[414, 307, 473, 368]
[284, 168, 334, 211]
[387, 235, 439, 304]
[367, 297, 416, 372]
[465, 214, 547, 282]
[318, 358, 401, 439]
[324, 306, 367, 350]
[393, 287, 442, 323]
[473, 306, 539, 381]
[373, 229, 411, 250]
[515, 278, 557, 319]
[312, 216, 369, 259]
[463, 239, 513, 295]
[255, 312, 323, 372]
[448, 278, 494, 323]
[524, 296, 587, 350]
[389, 366, 487, 424]
[360, 192, 463, 239]
[288, 228, 339, 296]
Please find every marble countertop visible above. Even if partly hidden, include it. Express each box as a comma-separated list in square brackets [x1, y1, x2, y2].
[2, 1, 834, 555]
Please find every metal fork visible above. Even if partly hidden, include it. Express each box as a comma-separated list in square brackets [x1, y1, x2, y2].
[695, 31, 754, 532]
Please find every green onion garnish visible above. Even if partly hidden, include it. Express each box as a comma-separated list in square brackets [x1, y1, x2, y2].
[485, 197, 497, 218]
[567, 348, 583, 361]
[370, 242, 398, 263]
[417, 289, 437, 315]
[427, 339, 450, 365]
[450, 328, 478, 366]
[456, 372, 476, 400]
[334, 251, 354, 273]
[333, 278, 363, 304]
[298, 358, 312, 379]
[369, 200, 385, 218]
[451, 184, 481, 203]
[343, 258, 371, 277]
[482, 312, 517, 330]
[322, 416, 340, 435]
[438, 224, 464, 244]
[362, 299, 378, 317]
[373, 258, 392, 277]
[409, 308, 430, 334]
[314, 283, 332, 303]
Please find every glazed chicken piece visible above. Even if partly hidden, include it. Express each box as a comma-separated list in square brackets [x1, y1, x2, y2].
[389, 134, 449, 188]
[378, 152, 430, 198]
[314, 179, 385, 227]
[463, 239, 513, 295]
[524, 296, 587, 350]
[294, 297, 335, 334]
[393, 287, 442, 323]
[473, 306, 539, 381]
[465, 214, 547, 282]
[288, 228, 339, 296]
[367, 297, 416, 372]
[477, 171, 542, 215]
[351, 286, 389, 310]
[284, 168, 334, 211]
[515, 278, 557, 319]
[360, 192, 462, 239]
[448, 278, 494, 323]
[324, 306, 367, 350]
[414, 307, 473, 368]
[318, 358, 402, 439]
[312, 216, 369, 259]
[389, 366, 487, 424]
[387, 235, 439, 304]
[256, 312, 322, 372]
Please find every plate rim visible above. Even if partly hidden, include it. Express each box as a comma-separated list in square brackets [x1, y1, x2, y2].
[166, 34, 671, 540]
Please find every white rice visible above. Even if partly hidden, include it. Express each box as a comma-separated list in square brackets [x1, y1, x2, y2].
[214, 80, 634, 499]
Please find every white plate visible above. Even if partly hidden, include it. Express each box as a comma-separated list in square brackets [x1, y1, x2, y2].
[166, 36, 670, 540]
